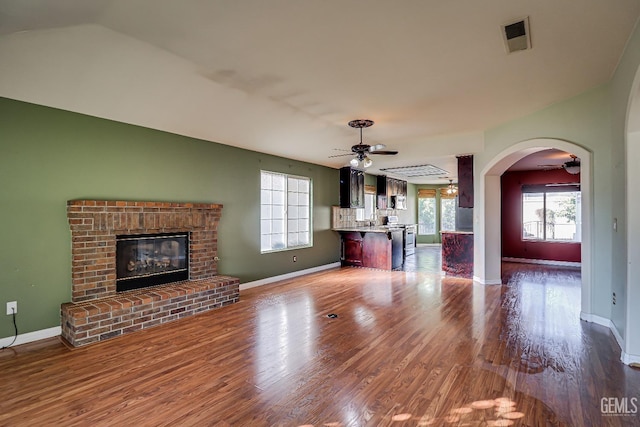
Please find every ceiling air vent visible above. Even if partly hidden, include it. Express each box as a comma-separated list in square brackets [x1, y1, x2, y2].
[501, 17, 531, 54]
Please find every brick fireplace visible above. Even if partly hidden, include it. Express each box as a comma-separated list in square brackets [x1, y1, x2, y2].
[61, 200, 239, 347]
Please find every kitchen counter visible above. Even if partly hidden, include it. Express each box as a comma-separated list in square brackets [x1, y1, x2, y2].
[332, 226, 397, 233]
[335, 228, 404, 270]
[441, 231, 474, 278]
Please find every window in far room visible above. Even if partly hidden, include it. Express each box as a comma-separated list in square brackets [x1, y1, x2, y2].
[260, 171, 312, 253]
[522, 186, 581, 242]
[418, 189, 436, 235]
[440, 188, 457, 232]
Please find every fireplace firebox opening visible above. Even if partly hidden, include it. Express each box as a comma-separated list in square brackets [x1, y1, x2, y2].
[116, 232, 189, 292]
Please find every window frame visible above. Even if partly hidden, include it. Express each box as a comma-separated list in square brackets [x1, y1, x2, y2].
[439, 196, 457, 232]
[260, 170, 313, 253]
[521, 185, 581, 243]
[417, 189, 437, 236]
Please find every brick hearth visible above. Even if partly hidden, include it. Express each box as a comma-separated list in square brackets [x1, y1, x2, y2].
[61, 200, 239, 347]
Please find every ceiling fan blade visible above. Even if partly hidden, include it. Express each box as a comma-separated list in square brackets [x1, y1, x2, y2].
[368, 144, 386, 152]
[546, 182, 580, 187]
[370, 150, 398, 155]
[537, 164, 563, 170]
[328, 153, 356, 158]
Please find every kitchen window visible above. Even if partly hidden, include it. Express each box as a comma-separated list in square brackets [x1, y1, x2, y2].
[440, 188, 457, 232]
[260, 171, 312, 252]
[418, 189, 436, 235]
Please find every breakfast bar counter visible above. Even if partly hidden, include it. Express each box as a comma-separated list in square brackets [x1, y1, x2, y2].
[441, 231, 474, 278]
[333, 227, 404, 270]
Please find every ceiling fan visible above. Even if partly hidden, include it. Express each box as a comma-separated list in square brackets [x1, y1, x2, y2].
[537, 154, 581, 175]
[563, 154, 580, 175]
[329, 119, 398, 168]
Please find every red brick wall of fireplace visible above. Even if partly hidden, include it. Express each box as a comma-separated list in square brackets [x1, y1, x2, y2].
[62, 200, 239, 347]
[67, 200, 222, 302]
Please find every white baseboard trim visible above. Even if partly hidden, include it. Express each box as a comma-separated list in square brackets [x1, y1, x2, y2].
[502, 257, 581, 268]
[621, 351, 640, 365]
[580, 312, 613, 328]
[473, 276, 502, 285]
[240, 262, 341, 291]
[1, 264, 343, 346]
[580, 312, 622, 349]
[579, 312, 640, 365]
[0, 326, 61, 348]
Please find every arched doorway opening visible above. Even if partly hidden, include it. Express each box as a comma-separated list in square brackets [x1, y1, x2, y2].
[624, 67, 640, 363]
[474, 139, 592, 318]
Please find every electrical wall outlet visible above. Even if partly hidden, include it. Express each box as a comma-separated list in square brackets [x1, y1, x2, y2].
[293, 256, 297, 262]
[6, 301, 17, 315]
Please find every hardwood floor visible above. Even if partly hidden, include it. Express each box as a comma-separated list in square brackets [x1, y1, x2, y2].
[1, 246, 639, 426]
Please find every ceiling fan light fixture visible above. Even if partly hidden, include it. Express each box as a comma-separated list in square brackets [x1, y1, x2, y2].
[564, 163, 580, 175]
[563, 155, 581, 175]
[339, 119, 398, 168]
[447, 179, 457, 194]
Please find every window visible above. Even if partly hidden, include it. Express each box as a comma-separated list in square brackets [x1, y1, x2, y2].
[260, 171, 312, 252]
[440, 188, 457, 232]
[522, 186, 581, 242]
[418, 189, 436, 235]
[357, 188, 376, 222]
[364, 193, 376, 222]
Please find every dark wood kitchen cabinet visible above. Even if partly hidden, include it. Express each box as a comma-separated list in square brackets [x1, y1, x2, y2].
[376, 175, 407, 209]
[457, 154, 474, 208]
[340, 167, 364, 208]
[339, 229, 404, 270]
[341, 232, 364, 266]
[376, 175, 388, 209]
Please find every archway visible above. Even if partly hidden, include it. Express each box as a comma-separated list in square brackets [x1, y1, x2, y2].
[624, 67, 640, 363]
[474, 139, 593, 319]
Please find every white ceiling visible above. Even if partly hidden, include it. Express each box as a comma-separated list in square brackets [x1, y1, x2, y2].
[507, 148, 572, 172]
[1, 0, 639, 183]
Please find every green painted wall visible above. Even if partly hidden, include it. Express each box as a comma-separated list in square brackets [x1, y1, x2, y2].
[398, 182, 418, 225]
[364, 172, 377, 187]
[0, 97, 340, 338]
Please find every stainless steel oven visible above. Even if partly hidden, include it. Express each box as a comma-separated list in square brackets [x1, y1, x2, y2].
[404, 224, 416, 256]
[385, 216, 416, 257]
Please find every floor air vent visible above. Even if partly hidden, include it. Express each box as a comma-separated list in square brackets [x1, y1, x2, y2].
[502, 17, 531, 53]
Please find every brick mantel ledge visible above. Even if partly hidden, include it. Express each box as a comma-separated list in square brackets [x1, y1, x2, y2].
[61, 276, 239, 347]
[67, 200, 223, 209]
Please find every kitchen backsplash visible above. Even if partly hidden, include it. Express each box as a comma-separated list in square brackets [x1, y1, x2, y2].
[331, 206, 398, 228]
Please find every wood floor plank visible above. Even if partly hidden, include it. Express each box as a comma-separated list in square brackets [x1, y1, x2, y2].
[1, 248, 639, 426]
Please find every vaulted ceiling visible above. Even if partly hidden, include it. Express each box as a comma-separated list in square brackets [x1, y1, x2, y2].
[1, 1, 639, 182]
